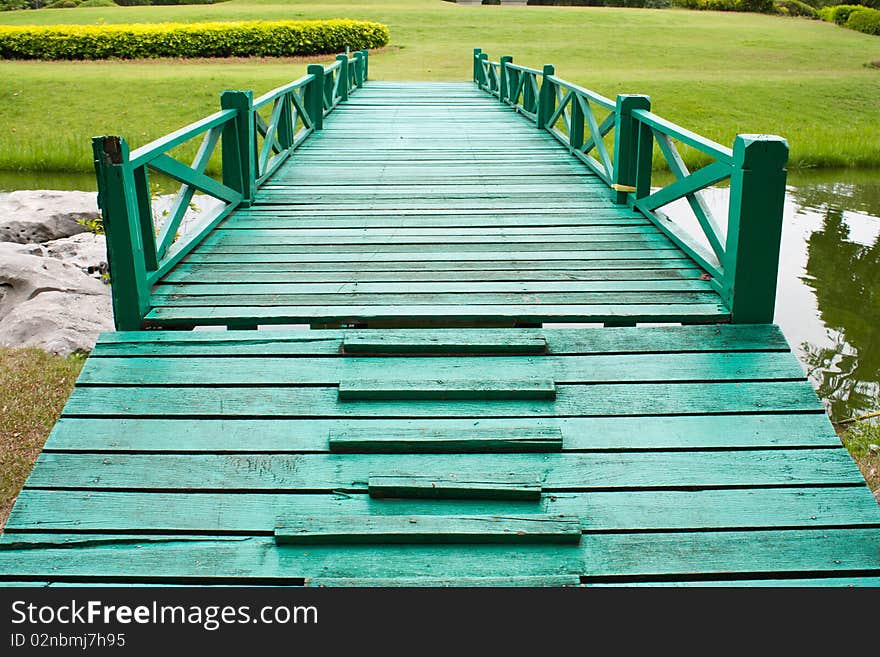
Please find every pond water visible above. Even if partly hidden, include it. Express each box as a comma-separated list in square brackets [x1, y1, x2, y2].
[1, 168, 877, 421]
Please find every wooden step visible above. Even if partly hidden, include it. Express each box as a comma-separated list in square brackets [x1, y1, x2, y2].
[338, 378, 557, 401]
[274, 514, 582, 545]
[328, 426, 564, 453]
[342, 332, 547, 356]
[368, 474, 542, 500]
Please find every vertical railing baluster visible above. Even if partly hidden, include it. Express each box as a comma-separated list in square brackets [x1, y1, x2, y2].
[92, 136, 152, 331]
[523, 72, 535, 114]
[633, 120, 654, 200]
[361, 49, 369, 81]
[307, 64, 325, 130]
[569, 95, 584, 152]
[132, 165, 158, 272]
[336, 54, 349, 101]
[354, 51, 365, 88]
[500, 55, 512, 104]
[537, 64, 555, 129]
[277, 94, 294, 150]
[473, 47, 482, 84]
[724, 134, 789, 323]
[478, 52, 488, 89]
[221, 89, 255, 206]
[611, 94, 651, 204]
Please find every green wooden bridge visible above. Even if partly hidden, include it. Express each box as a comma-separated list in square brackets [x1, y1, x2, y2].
[1, 49, 879, 586]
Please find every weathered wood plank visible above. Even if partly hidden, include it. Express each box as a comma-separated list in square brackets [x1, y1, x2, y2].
[44, 414, 839, 452]
[90, 325, 790, 357]
[59, 381, 821, 417]
[273, 514, 582, 545]
[1, 529, 878, 581]
[306, 576, 581, 587]
[25, 449, 860, 491]
[367, 475, 543, 501]
[329, 427, 563, 453]
[77, 352, 806, 387]
[144, 303, 729, 326]
[8, 487, 878, 534]
[342, 331, 548, 356]
[338, 379, 558, 401]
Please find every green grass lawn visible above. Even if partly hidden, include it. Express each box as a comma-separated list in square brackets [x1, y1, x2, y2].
[0, 2, 878, 172]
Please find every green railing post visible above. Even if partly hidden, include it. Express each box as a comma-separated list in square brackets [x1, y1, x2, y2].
[473, 48, 482, 84]
[336, 54, 349, 101]
[353, 51, 365, 89]
[277, 92, 294, 150]
[306, 64, 325, 130]
[220, 90, 255, 206]
[724, 134, 789, 324]
[478, 52, 488, 88]
[360, 49, 369, 81]
[500, 55, 512, 103]
[92, 136, 151, 331]
[612, 94, 651, 205]
[536, 64, 555, 129]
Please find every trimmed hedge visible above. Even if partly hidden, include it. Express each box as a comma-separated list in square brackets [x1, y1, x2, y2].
[818, 4, 865, 23]
[775, 0, 818, 17]
[846, 6, 880, 33]
[672, 0, 775, 12]
[0, 19, 390, 60]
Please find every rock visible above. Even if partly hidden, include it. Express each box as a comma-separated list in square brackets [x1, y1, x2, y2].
[869, 444, 880, 455]
[0, 190, 99, 244]
[44, 232, 108, 280]
[0, 248, 112, 355]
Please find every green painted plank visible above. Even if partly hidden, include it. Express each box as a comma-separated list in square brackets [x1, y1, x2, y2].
[0, 536, 585, 582]
[273, 514, 582, 545]
[1, 529, 878, 581]
[367, 475, 543, 501]
[337, 378, 558, 401]
[155, 280, 714, 296]
[170, 259, 696, 273]
[60, 381, 818, 418]
[161, 268, 705, 285]
[189, 241, 680, 256]
[181, 250, 693, 264]
[330, 426, 563, 453]
[77, 353, 806, 387]
[149, 292, 718, 309]
[590, 577, 880, 587]
[90, 325, 789, 357]
[25, 449, 860, 492]
[211, 226, 656, 238]
[8, 487, 878, 534]
[44, 414, 839, 452]
[580, 529, 880, 580]
[306, 576, 581, 587]
[144, 303, 729, 326]
[341, 332, 548, 356]
[200, 233, 672, 248]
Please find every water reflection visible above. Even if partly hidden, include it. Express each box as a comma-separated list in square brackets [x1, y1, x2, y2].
[787, 173, 880, 421]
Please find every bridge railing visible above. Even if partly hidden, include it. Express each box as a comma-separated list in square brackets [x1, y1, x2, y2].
[93, 50, 369, 330]
[473, 48, 788, 324]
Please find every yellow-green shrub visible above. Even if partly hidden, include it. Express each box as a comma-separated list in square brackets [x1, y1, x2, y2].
[0, 19, 390, 60]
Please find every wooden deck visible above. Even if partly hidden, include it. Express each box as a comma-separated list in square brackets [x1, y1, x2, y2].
[1, 325, 879, 585]
[2, 61, 879, 586]
[148, 82, 728, 329]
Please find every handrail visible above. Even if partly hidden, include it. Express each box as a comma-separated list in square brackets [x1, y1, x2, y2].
[129, 109, 236, 169]
[630, 109, 733, 164]
[472, 47, 789, 324]
[92, 49, 370, 330]
[254, 73, 315, 110]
